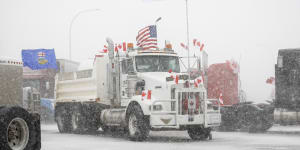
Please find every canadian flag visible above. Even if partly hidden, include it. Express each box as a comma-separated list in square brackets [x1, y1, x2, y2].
[114, 42, 127, 52]
[193, 38, 205, 51]
[114, 44, 118, 52]
[175, 75, 179, 84]
[195, 73, 204, 84]
[180, 43, 188, 50]
[194, 80, 198, 87]
[193, 39, 197, 46]
[266, 77, 275, 85]
[141, 91, 146, 100]
[199, 44, 204, 51]
[100, 45, 108, 53]
[122, 42, 127, 51]
[218, 93, 224, 105]
[141, 90, 151, 100]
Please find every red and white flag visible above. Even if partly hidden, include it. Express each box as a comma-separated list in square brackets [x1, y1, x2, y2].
[175, 75, 179, 84]
[194, 80, 198, 87]
[114, 44, 118, 52]
[195, 73, 204, 84]
[199, 44, 204, 51]
[118, 44, 122, 50]
[141, 91, 146, 100]
[113, 42, 127, 52]
[141, 90, 152, 100]
[218, 93, 224, 105]
[194, 38, 205, 51]
[100, 45, 108, 53]
[122, 42, 127, 51]
[196, 41, 201, 47]
[180, 43, 188, 50]
[266, 77, 275, 85]
[193, 39, 197, 46]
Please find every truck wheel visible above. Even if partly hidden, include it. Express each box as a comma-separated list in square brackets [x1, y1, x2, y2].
[126, 105, 149, 141]
[100, 126, 118, 134]
[55, 107, 71, 133]
[249, 116, 273, 133]
[86, 125, 99, 133]
[100, 125, 110, 133]
[187, 127, 211, 140]
[71, 110, 85, 133]
[0, 106, 39, 150]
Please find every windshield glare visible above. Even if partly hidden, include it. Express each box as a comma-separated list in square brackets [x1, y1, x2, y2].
[135, 55, 180, 73]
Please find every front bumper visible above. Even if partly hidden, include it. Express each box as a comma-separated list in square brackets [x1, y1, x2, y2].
[149, 104, 221, 129]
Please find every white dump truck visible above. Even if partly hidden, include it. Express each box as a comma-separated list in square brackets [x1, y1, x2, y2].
[0, 57, 41, 150]
[54, 38, 221, 141]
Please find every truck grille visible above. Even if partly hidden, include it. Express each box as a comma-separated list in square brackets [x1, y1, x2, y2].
[177, 92, 203, 115]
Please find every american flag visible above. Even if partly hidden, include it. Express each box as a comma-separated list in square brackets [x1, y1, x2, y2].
[136, 25, 158, 50]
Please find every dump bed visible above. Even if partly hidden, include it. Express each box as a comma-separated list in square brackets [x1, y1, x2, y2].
[0, 57, 23, 106]
[55, 56, 111, 105]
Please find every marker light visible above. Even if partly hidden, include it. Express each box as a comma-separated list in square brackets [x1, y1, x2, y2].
[127, 43, 134, 49]
[166, 43, 172, 49]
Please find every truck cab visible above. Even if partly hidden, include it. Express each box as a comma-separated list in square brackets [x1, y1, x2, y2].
[119, 50, 219, 127]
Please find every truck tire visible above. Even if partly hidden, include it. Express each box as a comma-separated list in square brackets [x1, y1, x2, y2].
[249, 115, 273, 133]
[100, 125, 110, 133]
[85, 124, 99, 133]
[100, 126, 119, 134]
[187, 127, 211, 140]
[0, 106, 40, 150]
[55, 106, 72, 133]
[126, 105, 150, 141]
[70, 105, 86, 134]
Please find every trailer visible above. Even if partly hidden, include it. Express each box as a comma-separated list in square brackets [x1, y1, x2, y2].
[207, 62, 239, 105]
[219, 102, 274, 132]
[274, 48, 300, 125]
[0, 57, 41, 150]
[54, 38, 221, 141]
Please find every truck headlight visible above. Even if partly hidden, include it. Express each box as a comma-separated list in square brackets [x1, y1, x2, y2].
[153, 104, 163, 111]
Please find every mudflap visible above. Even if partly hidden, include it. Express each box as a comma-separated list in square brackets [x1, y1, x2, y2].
[30, 113, 41, 150]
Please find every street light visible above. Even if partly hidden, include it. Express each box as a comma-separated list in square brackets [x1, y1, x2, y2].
[155, 17, 162, 23]
[69, 8, 101, 60]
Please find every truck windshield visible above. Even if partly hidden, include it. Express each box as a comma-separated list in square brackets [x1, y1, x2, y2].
[135, 55, 180, 72]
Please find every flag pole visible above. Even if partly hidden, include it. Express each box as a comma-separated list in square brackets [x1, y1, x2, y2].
[185, 0, 191, 81]
[155, 17, 162, 50]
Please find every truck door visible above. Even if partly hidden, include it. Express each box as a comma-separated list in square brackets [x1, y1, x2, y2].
[120, 59, 134, 101]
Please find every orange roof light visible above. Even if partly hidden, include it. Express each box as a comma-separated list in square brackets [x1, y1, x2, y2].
[166, 44, 172, 49]
[127, 43, 134, 49]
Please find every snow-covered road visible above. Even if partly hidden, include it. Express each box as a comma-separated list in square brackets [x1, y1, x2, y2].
[41, 124, 300, 150]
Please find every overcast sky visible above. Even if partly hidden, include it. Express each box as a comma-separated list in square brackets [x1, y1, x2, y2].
[1, 0, 300, 102]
